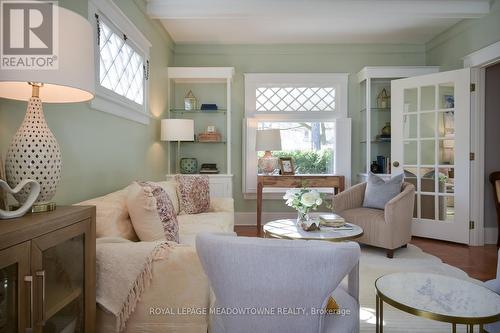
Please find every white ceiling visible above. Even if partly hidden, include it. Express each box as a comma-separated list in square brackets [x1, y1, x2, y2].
[146, 0, 490, 44]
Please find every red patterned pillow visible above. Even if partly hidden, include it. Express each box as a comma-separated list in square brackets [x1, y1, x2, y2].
[175, 175, 210, 214]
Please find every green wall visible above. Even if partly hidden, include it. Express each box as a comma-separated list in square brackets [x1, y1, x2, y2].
[0, 0, 174, 204]
[173, 44, 426, 212]
[426, 0, 500, 70]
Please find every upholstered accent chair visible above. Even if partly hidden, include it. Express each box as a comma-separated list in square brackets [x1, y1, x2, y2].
[485, 249, 500, 332]
[332, 182, 415, 258]
[490, 171, 500, 246]
[196, 233, 361, 333]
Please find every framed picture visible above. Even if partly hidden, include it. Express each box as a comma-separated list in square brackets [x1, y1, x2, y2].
[279, 157, 295, 175]
[206, 125, 216, 133]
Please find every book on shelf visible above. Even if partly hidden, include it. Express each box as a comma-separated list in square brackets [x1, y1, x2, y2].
[200, 163, 219, 174]
[376, 155, 391, 174]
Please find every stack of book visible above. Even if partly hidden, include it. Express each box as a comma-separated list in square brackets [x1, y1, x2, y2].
[319, 214, 346, 227]
[199, 163, 219, 174]
[376, 155, 391, 174]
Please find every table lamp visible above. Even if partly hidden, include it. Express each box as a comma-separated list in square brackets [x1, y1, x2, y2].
[161, 119, 195, 173]
[0, 5, 95, 212]
[256, 129, 282, 174]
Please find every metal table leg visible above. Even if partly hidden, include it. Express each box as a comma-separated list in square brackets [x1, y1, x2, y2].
[376, 294, 379, 333]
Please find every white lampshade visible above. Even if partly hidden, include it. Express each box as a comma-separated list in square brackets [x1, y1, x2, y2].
[256, 129, 282, 151]
[161, 119, 195, 141]
[0, 5, 95, 102]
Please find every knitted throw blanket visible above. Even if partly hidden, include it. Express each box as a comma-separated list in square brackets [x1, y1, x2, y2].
[96, 237, 170, 332]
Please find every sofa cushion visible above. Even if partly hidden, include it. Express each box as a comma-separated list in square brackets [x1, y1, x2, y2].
[127, 181, 179, 242]
[76, 188, 138, 241]
[175, 175, 210, 214]
[363, 172, 404, 210]
[177, 212, 234, 246]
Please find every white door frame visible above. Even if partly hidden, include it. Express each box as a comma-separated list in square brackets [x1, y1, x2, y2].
[464, 41, 500, 246]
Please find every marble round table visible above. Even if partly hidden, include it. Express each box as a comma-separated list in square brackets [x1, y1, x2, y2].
[263, 219, 363, 242]
[375, 272, 500, 333]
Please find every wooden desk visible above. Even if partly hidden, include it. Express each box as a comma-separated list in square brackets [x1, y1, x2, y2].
[256, 175, 345, 234]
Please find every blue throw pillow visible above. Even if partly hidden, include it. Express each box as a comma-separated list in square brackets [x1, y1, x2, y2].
[362, 173, 404, 210]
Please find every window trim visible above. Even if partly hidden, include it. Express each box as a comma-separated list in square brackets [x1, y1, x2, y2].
[88, 0, 152, 124]
[243, 73, 351, 195]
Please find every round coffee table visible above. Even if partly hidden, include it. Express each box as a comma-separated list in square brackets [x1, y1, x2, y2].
[375, 272, 500, 333]
[263, 219, 363, 242]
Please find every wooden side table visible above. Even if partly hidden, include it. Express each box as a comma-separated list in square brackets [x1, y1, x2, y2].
[256, 175, 345, 234]
[0, 206, 96, 332]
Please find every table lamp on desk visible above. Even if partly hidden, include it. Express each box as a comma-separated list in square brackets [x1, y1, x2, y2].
[256, 129, 282, 175]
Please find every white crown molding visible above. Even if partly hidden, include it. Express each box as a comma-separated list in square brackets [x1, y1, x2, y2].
[463, 40, 500, 68]
[147, 0, 490, 20]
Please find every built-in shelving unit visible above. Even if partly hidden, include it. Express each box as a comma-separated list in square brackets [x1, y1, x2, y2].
[166, 67, 235, 197]
[357, 66, 439, 182]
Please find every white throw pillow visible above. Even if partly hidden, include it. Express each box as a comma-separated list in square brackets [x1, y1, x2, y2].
[127, 181, 179, 242]
[76, 188, 138, 241]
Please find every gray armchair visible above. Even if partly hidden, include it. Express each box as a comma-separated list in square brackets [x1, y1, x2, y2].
[196, 233, 361, 333]
[332, 182, 415, 258]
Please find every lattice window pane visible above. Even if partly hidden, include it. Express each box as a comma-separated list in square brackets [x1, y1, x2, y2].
[98, 20, 144, 106]
[256, 87, 336, 112]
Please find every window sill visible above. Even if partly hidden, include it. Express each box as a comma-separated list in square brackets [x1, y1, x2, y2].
[91, 94, 151, 125]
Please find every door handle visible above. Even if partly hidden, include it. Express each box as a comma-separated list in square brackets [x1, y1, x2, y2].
[24, 276, 33, 332]
[35, 270, 46, 326]
[393, 161, 400, 167]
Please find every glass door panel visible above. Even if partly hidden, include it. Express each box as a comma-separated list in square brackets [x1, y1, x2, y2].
[420, 140, 435, 165]
[42, 234, 84, 333]
[0, 242, 30, 333]
[403, 141, 417, 165]
[32, 222, 89, 333]
[420, 85, 436, 111]
[403, 114, 417, 139]
[438, 83, 455, 109]
[391, 68, 470, 243]
[404, 88, 417, 112]
[0, 264, 18, 332]
[420, 113, 435, 139]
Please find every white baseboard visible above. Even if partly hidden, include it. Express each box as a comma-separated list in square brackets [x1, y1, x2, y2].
[484, 227, 498, 245]
[235, 212, 297, 226]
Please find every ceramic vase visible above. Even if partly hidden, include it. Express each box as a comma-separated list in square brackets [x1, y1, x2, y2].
[5, 97, 62, 204]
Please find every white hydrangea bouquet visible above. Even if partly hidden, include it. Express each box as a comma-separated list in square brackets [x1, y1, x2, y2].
[283, 188, 325, 231]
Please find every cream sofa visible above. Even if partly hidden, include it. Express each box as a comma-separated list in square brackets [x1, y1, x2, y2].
[76, 180, 234, 333]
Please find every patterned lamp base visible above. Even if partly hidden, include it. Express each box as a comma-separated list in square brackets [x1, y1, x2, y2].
[5, 97, 61, 209]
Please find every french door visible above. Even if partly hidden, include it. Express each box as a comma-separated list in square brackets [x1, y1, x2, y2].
[391, 69, 470, 244]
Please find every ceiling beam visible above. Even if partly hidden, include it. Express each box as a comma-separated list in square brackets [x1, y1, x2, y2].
[147, 0, 490, 20]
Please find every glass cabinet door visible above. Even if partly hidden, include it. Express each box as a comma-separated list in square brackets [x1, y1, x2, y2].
[31, 221, 91, 333]
[0, 242, 30, 333]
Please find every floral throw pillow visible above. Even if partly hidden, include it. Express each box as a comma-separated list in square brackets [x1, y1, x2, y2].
[127, 181, 179, 242]
[175, 175, 210, 214]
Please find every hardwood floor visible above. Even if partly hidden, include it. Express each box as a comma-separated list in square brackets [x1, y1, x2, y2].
[234, 226, 499, 281]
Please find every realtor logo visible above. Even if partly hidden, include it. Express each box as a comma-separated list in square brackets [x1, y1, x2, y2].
[1, 1, 59, 69]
